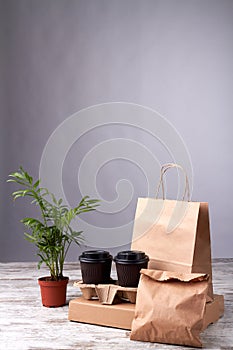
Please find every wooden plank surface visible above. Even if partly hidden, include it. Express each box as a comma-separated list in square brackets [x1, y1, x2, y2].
[0, 259, 232, 350]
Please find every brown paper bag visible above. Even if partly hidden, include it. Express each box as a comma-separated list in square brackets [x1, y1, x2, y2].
[130, 269, 209, 347]
[131, 163, 213, 299]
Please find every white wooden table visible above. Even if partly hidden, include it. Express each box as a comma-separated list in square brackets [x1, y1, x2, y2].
[0, 260, 232, 350]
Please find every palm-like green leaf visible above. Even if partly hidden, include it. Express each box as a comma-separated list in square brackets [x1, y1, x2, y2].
[8, 166, 100, 280]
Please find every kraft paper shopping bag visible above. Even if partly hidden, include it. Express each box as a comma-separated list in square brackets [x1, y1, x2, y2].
[131, 163, 213, 299]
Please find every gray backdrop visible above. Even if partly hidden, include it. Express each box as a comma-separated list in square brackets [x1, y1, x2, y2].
[1, 0, 233, 261]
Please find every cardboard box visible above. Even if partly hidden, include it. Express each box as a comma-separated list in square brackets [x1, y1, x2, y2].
[69, 297, 135, 329]
[203, 294, 224, 330]
[68, 294, 224, 331]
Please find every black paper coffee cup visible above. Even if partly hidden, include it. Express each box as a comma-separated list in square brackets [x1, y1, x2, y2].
[114, 250, 149, 287]
[79, 250, 112, 284]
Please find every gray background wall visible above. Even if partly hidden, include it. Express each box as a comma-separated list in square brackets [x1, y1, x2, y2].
[1, 0, 233, 261]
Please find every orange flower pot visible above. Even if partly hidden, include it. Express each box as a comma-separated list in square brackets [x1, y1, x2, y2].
[38, 277, 69, 307]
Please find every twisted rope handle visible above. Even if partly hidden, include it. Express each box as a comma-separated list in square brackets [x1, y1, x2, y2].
[155, 163, 190, 201]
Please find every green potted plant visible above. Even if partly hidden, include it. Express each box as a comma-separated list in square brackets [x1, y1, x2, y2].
[8, 167, 99, 307]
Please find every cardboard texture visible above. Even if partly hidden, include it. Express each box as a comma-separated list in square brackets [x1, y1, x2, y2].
[68, 297, 135, 329]
[130, 269, 209, 347]
[74, 281, 137, 304]
[131, 164, 213, 300]
[203, 294, 224, 330]
[68, 294, 224, 331]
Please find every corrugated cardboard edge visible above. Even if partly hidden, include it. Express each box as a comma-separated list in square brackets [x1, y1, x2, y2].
[68, 294, 224, 331]
[203, 294, 224, 330]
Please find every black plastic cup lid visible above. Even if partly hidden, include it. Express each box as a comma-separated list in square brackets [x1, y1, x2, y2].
[114, 250, 149, 264]
[79, 250, 112, 263]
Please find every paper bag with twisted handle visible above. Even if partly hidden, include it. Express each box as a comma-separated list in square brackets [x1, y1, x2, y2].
[130, 269, 209, 347]
[131, 163, 213, 300]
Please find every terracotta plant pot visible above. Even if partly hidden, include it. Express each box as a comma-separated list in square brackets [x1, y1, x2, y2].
[38, 277, 69, 307]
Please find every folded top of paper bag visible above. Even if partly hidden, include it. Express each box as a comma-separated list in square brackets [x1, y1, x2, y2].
[140, 269, 209, 283]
